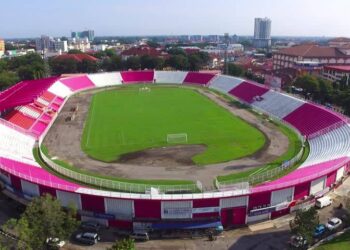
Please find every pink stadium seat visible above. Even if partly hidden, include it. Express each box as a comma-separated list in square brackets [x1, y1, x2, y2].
[283, 103, 343, 136]
[49, 103, 60, 112]
[60, 75, 95, 91]
[120, 70, 154, 83]
[5, 111, 36, 129]
[0, 77, 59, 111]
[228, 81, 269, 103]
[183, 72, 216, 85]
[31, 121, 48, 135]
[40, 113, 53, 122]
[41, 91, 56, 102]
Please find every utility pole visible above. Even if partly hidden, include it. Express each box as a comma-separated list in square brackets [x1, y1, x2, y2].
[224, 33, 229, 75]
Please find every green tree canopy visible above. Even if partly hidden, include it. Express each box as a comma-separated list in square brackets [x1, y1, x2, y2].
[107, 238, 135, 250]
[0, 71, 20, 89]
[227, 63, 245, 77]
[49, 58, 78, 75]
[165, 55, 189, 70]
[4, 194, 79, 250]
[290, 207, 319, 244]
[124, 56, 141, 70]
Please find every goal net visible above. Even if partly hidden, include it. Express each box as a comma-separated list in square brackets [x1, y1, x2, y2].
[139, 86, 151, 93]
[167, 133, 188, 144]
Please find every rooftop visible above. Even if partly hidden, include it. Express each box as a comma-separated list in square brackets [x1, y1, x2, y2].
[276, 44, 348, 58]
[324, 65, 350, 72]
[54, 53, 98, 62]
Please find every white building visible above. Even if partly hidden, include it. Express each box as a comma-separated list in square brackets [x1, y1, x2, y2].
[69, 38, 91, 52]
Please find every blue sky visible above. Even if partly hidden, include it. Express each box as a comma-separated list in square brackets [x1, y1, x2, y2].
[1, 0, 350, 38]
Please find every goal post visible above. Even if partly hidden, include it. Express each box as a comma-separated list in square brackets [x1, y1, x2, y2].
[167, 133, 188, 144]
[138, 86, 151, 93]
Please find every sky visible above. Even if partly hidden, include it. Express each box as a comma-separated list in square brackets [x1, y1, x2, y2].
[1, 0, 350, 38]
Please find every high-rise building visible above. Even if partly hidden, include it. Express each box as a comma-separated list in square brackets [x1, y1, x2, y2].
[35, 35, 52, 51]
[71, 30, 95, 41]
[35, 36, 68, 53]
[0, 38, 5, 57]
[253, 17, 271, 49]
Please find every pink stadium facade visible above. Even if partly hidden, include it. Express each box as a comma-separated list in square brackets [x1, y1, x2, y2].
[0, 70, 349, 230]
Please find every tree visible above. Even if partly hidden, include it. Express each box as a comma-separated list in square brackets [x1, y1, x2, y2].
[167, 47, 186, 56]
[140, 55, 164, 70]
[107, 238, 135, 250]
[78, 59, 98, 73]
[290, 207, 319, 244]
[68, 49, 83, 54]
[124, 56, 141, 70]
[4, 194, 79, 250]
[165, 55, 189, 70]
[317, 78, 333, 104]
[294, 75, 320, 99]
[227, 63, 244, 77]
[49, 58, 78, 75]
[0, 71, 20, 89]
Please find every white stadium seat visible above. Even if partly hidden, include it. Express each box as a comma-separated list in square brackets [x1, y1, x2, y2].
[209, 75, 244, 93]
[0, 124, 38, 166]
[16, 106, 41, 119]
[47, 81, 73, 98]
[252, 90, 306, 119]
[154, 71, 188, 84]
[300, 124, 350, 168]
[87, 72, 123, 87]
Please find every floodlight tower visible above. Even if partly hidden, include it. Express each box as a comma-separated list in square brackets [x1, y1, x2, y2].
[224, 33, 229, 74]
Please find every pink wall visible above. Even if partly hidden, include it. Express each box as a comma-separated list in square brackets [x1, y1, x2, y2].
[232, 207, 247, 225]
[81, 194, 105, 213]
[193, 198, 219, 208]
[271, 208, 290, 219]
[248, 191, 271, 210]
[293, 182, 310, 200]
[108, 219, 133, 230]
[10, 175, 22, 192]
[193, 212, 220, 219]
[326, 171, 337, 187]
[134, 199, 161, 219]
[39, 185, 57, 197]
[221, 206, 247, 227]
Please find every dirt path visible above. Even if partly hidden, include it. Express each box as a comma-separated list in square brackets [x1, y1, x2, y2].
[43, 86, 289, 188]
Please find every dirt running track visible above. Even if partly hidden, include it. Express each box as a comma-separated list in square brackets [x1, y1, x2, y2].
[43, 86, 289, 188]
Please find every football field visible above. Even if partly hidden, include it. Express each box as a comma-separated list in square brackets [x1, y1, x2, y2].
[81, 85, 265, 165]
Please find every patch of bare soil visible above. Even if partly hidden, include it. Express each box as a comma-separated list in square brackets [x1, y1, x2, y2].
[118, 145, 206, 166]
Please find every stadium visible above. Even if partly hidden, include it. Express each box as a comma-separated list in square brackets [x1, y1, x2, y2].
[0, 70, 349, 232]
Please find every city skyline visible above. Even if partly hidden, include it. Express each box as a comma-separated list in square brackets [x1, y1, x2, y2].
[1, 0, 350, 38]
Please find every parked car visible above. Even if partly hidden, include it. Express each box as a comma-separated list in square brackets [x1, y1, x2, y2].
[289, 235, 308, 249]
[46, 237, 65, 249]
[75, 232, 100, 245]
[80, 221, 101, 232]
[325, 217, 342, 231]
[315, 196, 332, 208]
[313, 224, 326, 238]
[130, 232, 149, 241]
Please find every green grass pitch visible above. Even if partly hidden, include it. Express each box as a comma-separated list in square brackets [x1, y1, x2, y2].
[81, 85, 266, 165]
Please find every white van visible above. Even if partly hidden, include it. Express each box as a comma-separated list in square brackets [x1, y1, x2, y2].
[130, 232, 149, 241]
[315, 196, 332, 208]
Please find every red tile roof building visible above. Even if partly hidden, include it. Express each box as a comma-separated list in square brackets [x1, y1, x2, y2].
[322, 65, 350, 84]
[54, 53, 98, 62]
[273, 44, 350, 70]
